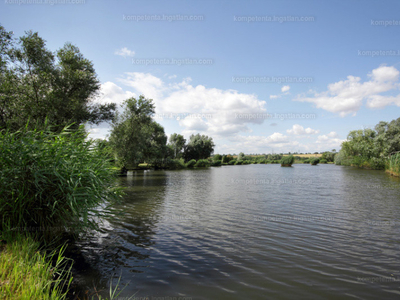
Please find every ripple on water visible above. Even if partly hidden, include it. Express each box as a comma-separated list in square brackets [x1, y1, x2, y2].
[73, 165, 400, 299]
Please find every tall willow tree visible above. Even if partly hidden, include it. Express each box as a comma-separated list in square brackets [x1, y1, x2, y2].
[0, 25, 116, 131]
[109, 95, 168, 170]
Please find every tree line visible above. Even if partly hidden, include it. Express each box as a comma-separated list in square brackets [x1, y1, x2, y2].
[0, 24, 215, 172]
[335, 117, 400, 171]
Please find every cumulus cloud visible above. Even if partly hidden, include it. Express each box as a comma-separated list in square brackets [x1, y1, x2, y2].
[366, 94, 400, 108]
[287, 124, 320, 135]
[295, 65, 400, 116]
[281, 85, 290, 92]
[114, 47, 135, 58]
[114, 72, 267, 137]
[96, 81, 136, 106]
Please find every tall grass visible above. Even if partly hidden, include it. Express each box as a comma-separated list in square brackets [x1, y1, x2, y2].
[0, 124, 122, 244]
[387, 152, 400, 176]
[0, 235, 72, 300]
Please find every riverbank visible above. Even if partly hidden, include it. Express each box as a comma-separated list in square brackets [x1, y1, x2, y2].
[0, 233, 71, 299]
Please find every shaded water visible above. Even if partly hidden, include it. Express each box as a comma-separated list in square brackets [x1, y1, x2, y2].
[71, 164, 400, 299]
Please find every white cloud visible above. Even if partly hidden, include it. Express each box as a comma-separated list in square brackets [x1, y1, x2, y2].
[95, 81, 136, 106]
[287, 124, 320, 135]
[223, 132, 300, 153]
[270, 85, 291, 99]
[327, 131, 338, 138]
[366, 94, 400, 108]
[115, 72, 267, 137]
[295, 65, 400, 116]
[114, 47, 135, 58]
[301, 131, 343, 152]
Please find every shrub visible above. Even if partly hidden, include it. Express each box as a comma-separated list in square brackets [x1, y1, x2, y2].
[320, 159, 328, 164]
[211, 160, 222, 166]
[0, 125, 122, 244]
[167, 158, 186, 169]
[369, 157, 386, 170]
[228, 160, 236, 165]
[280, 155, 294, 166]
[194, 159, 210, 168]
[186, 159, 197, 168]
[334, 150, 352, 166]
[213, 154, 222, 161]
[303, 159, 310, 164]
[235, 160, 243, 165]
[310, 157, 320, 165]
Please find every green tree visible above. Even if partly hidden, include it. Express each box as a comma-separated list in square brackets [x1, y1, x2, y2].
[183, 134, 215, 161]
[142, 121, 168, 168]
[0, 26, 116, 131]
[109, 96, 168, 169]
[168, 133, 186, 158]
[321, 151, 336, 162]
[374, 118, 400, 156]
[238, 152, 245, 161]
[341, 129, 378, 159]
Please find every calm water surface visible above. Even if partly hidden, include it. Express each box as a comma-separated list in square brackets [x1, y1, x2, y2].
[72, 164, 400, 299]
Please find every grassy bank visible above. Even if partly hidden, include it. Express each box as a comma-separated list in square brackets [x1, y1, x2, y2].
[0, 234, 71, 299]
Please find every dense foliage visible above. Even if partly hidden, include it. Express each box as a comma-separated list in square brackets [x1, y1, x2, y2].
[0, 25, 116, 132]
[109, 96, 169, 169]
[0, 125, 122, 243]
[280, 155, 294, 166]
[183, 134, 215, 161]
[168, 133, 186, 159]
[310, 157, 320, 165]
[335, 117, 400, 170]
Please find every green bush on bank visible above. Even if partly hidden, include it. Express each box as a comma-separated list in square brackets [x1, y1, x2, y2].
[211, 160, 222, 166]
[194, 159, 210, 168]
[310, 157, 320, 165]
[280, 155, 294, 166]
[166, 158, 186, 169]
[186, 159, 197, 168]
[0, 124, 122, 244]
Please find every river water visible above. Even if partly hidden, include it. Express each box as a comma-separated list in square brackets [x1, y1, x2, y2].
[71, 164, 400, 299]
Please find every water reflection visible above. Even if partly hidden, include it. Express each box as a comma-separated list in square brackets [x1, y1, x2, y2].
[70, 165, 400, 299]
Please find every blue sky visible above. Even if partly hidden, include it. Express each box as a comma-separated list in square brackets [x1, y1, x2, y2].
[1, 0, 400, 154]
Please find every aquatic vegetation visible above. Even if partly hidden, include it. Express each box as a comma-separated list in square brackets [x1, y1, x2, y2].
[0, 124, 122, 244]
[280, 155, 294, 167]
[310, 157, 320, 165]
[387, 152, 400, 177]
